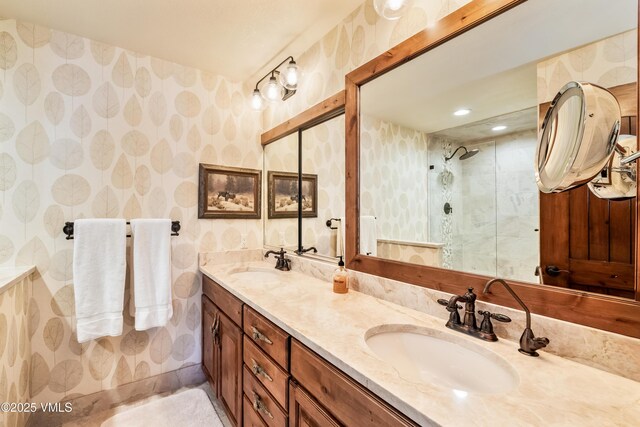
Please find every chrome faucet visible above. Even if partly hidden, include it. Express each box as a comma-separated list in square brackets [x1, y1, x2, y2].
[482, 278, 550, 357]
[264, 248, 291, 271]
[437, 287, 510, 342]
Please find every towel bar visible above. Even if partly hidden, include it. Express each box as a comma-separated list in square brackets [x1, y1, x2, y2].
[325, 217, 376, 230]
[62, 221, 181, 240]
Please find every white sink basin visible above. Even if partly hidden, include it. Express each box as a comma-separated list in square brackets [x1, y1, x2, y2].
[365, 325, 519, 395]
[228, 267, 282, 283]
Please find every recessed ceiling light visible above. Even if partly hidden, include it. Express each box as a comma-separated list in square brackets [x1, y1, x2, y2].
[492, 125, 507, 131]
[453, 109, 471, 116]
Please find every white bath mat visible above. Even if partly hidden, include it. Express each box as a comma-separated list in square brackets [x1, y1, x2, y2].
[100, 388, 223, 427]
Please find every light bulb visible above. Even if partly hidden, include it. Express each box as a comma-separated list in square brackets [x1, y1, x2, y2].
[265, 75, 280, 101]
[283, 60, 298, 90]
[250, 89, 263, 110]
[387, 0, 404, 11]
[373, 0, 414, 20]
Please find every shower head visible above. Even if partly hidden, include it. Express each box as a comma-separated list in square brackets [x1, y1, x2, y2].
[460, 148, 479, 160]
[445, 146, 480, 161]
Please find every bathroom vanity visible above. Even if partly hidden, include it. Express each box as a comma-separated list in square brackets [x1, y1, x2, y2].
[200, 256, 640, 427]
[201, 271, 416, 426]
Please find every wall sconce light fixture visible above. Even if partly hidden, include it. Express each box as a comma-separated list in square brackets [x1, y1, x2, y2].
[373, 0, 414, 20]
[251, 56, 299, 111]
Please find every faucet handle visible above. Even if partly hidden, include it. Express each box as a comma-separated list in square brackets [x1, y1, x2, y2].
[478, 310, 511, 335]
[437, 299, 461, 310]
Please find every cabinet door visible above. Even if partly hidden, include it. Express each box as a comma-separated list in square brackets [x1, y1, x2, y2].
[202, 295, 218, 391]
[289, 381, 340, 427]
[219, 310, 243, 427]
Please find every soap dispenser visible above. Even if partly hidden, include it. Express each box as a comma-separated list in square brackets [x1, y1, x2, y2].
[332, 256, 349, 294]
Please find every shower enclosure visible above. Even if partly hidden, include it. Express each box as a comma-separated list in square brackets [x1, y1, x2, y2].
[428, 131, 540, 283]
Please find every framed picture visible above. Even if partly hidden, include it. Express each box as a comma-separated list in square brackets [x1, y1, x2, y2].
[268, 171, 318, 219]
[198, 164, 261, 219]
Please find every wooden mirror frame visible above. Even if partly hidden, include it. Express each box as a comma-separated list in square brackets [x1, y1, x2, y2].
[345, 0, 640, 338]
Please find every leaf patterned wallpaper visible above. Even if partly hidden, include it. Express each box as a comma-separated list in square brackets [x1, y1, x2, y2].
[360, 114, 431, 243]
[301, 115, 345, 258]
[0, 17, 262, 405]
[263, 0, 471, 130]
[537, 29, 638, 103]
[0, 277, 31, 427]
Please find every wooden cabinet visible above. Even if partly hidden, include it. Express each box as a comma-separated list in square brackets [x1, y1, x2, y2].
[290, 340, 417, 427]
[219, 310, 243, 426]
[242, 307, 291, 426]
[202, 275, 417, 427]
[289, 381, 340, 427]
[202, 295, 218, 390]
[244, 306, 290, 370]
[202, 277, 245, 426]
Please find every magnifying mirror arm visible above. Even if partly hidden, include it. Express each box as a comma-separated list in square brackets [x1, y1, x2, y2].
[620, 151, 640, 166]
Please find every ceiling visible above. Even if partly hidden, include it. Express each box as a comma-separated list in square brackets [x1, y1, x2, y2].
[361, 0, 637, 134]
[0, 0, 363, 82]
[431, 107, 537, 143]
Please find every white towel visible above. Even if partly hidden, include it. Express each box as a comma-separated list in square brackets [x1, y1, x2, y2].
[335, 217, 345, 258]
[130, 219, 173, 330]
[73, 219, 126, 343]
[360, 215, 378, 257]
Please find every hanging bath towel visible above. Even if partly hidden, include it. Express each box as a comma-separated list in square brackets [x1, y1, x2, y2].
[73, 219, 127, 343]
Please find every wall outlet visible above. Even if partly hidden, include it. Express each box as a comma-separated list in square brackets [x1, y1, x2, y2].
[240, 233, 247, 249]
[279, 232, 286, 246]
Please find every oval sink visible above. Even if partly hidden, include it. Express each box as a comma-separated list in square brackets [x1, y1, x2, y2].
[228, 267, 281, 283]
[365, 325, 519, 395]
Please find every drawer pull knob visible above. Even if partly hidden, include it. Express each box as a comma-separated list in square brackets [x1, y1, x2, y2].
[250, 359, 273, 382]
[252, 392, 274, 419]
[251, 326, 273, 345]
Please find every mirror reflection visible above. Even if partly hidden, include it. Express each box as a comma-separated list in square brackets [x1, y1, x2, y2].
[359, 0, 637, 297]
[301, 114, 345, 259]
[263, 132, 298, 250]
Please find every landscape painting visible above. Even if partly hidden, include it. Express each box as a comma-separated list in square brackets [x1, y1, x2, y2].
[198, 164, 261, 219]
[268, 171, 317, 219]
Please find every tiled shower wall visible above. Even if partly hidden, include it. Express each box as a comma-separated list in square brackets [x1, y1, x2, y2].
[453, 130, 539, 283]
[0, 18, 262, 404]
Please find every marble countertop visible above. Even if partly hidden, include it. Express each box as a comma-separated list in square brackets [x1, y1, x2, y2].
[0, 265, 35, 294]
[200, 260, 640, 427]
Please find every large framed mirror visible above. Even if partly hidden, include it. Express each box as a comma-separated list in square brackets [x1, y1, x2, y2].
[345, 0, 640, 337]
[262, 92, 345, 258]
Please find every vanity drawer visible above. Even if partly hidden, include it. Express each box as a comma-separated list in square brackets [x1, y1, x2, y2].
[244, 336, 289, 410]
[290, 340, 417, 427]
[243, 366, 288, 427]
[203, 275, 243, 326]
[243, 395, 267, 427]
[243, 306, 289, 370]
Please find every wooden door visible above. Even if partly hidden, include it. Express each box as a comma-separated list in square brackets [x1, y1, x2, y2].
[289, 382, 340, 427]
[539, 116, 636, 298]
[219, 310, 243, 427]
[202, 295, 218, 390]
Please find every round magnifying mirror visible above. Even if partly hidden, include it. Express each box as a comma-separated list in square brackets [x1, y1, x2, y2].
[535, 81, 621, 193]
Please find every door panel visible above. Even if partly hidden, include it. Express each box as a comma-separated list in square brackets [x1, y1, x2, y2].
[219, 310, 243, 426]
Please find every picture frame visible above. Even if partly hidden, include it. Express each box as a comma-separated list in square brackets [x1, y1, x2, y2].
[268, 171, 318, 219]
[198, 164, 262, 219]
